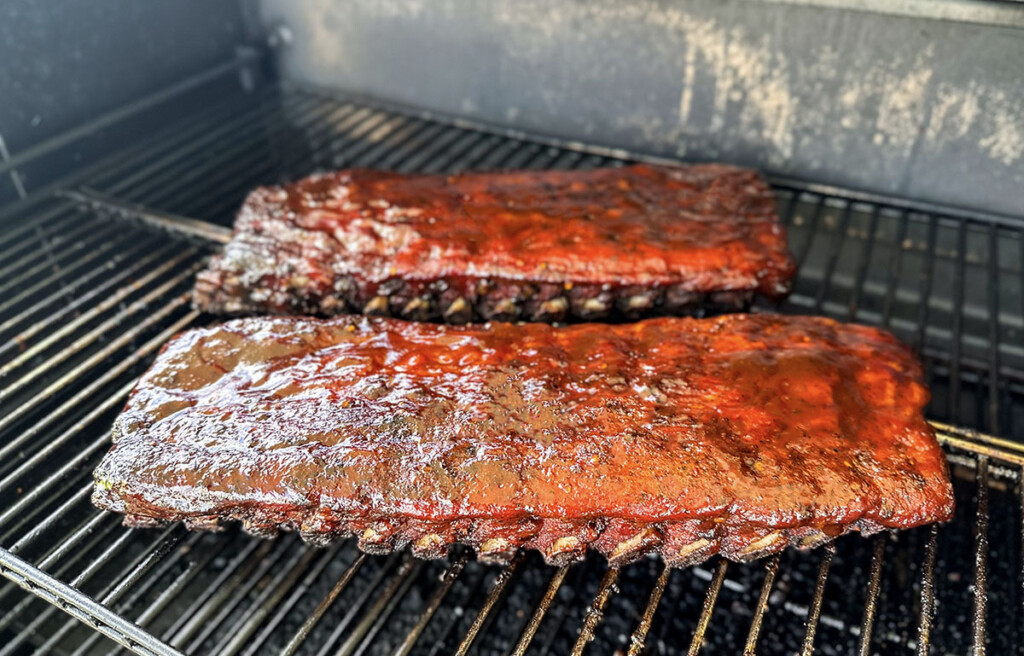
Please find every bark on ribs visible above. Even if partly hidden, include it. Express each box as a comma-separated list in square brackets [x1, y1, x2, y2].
[93, 315, 953, 567]
[192, 164, 796, 322]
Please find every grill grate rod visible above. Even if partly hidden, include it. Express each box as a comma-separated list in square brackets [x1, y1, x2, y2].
[391, 554, 470, 656]
[627, 566, 672, 656]
[743, 554, 781, 656]
[800, 543, 836, 656]
[0, 238, 174, 347]
[856, 535, 887, 656]
[281, 553, 369, 656]
[182, 537, 309, 653]
[0, 546, 181, 656]
[78, 534, 231, 656]
[37, 530, 207, 656]
[916, 525, 939, 656]
[571, 566, 621, 656]
[0, 274, 198, 437]
[509, 565, 570, 656]
[687, 559, 729, 656]
[973, 456, 991, 656]
[454, 557, 522, 656]
[334, 557, 422, 656]
[221, 544, 343, 656]
[313, 553, 405, 656]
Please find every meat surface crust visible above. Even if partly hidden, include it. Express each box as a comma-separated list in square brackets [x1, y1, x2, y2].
[93, 315, 953, 566]
[192, 164, 796, 322]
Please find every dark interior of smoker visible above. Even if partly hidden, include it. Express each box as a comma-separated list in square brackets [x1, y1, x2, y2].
[1, 2, 1023, 654]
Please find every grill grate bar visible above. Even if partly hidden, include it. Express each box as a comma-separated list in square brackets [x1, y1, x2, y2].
[180, 536, 304, 653]
[0, 526, 184, 656]
[856, 535, 887, 656]
[0, 379, 135, 536]
[77, 534, 230, 656]
[916, 524, 939, 656]
[46, 531, 211, 656]
[800, 543, 836, 656]
[880, 210, 911, 327]
[334, 557, 423, 656]
[627, 566, 672, 656]
[454, 557, 521, 656]
[7, 482, 92, 555]
[0, 278, 197, 437]
[914, 216, 940, 352]
[314, 553, 405, 656]
[687, 559, 729, 656]
[222, 544, 343, 656]
[0, 244, 194, 371]
[391, 553, 470, 656]
[743, 554, 781, 656]
[0, 238, 173, 345]
[0, 217, 111, 291]
[987, 225, 1002, 433]
[949, 220, 969, 422]
[0, 546, 182, 656]
[510, 565, 571, 656]
[973, 456, 990, 656]
[847, 205, 882, 319]
[571, 566, 621, 656]
[281, 553, 369, 656]
[813, 201, 854, 312]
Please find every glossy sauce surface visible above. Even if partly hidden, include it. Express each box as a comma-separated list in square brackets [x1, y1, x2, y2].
[95, 314, 952, 535]
[194, 164, 795, 317]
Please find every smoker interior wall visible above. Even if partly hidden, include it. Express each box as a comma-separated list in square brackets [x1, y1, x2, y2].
[261, 0, 1024, 217]
[0, 0, 249, 204]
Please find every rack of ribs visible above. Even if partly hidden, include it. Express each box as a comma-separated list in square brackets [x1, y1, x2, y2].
[93, 314, 953, 567]
[192, 164, 796, 322]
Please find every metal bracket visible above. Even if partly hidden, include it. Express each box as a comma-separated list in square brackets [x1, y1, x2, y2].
[56, 188, 231, 245]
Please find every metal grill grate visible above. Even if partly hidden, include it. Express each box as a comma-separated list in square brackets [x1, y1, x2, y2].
[0, 80, 1023, 656]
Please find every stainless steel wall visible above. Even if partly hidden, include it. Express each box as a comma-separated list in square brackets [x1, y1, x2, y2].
[261, 0, 1024, 216]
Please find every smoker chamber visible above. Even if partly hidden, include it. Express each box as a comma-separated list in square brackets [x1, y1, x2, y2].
[0, 66, 1023, 656]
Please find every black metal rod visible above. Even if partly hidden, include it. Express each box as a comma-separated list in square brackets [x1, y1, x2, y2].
[913, 216, 939, 352]
[454, 557, 522, 656]
[986, 225, 1001, 434]
[280, 552, 369, 656]
[916, 524, 939, 656]
[0, 57, 258, 175]
[949, 219, 968, 421]
[687, 559, 729, 656]
[0, 546, 182, 656]
[857, 535, 888, 656]
[166, 538, 284, 649]
[800, 544, 835, 656]
[972, 456, 990, 656]
[391, 554, 470, 656]
[813, 201, 854, 312]
[314, 553, 406, 656]
[236, 543, 359, 656]
[571, 566, 621, 656]
[743, 554, 781, 656]
[216, 545, 339, 656]
[627, 565, 672, 656]
[334, 557, 423, 656]
[880, 211, 912, 327]
[509, 565, 571, 656]
[847, 205, 883, 319]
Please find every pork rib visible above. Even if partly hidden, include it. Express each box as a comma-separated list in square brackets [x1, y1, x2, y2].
[192, 164, 796, 322]
[93, 314, 953, 566]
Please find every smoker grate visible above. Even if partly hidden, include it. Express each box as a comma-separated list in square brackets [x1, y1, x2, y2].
[1, 78, 1023, 656]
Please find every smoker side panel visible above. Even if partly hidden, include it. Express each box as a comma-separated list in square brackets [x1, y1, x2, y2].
[260, 0, 1024, 217]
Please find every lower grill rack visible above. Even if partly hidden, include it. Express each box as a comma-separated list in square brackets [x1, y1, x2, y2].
[0, 82, 1022, 655]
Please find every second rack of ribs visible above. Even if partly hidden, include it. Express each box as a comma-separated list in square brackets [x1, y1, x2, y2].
[93, 314, 953, 567]
[192, 164, 796, 322]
